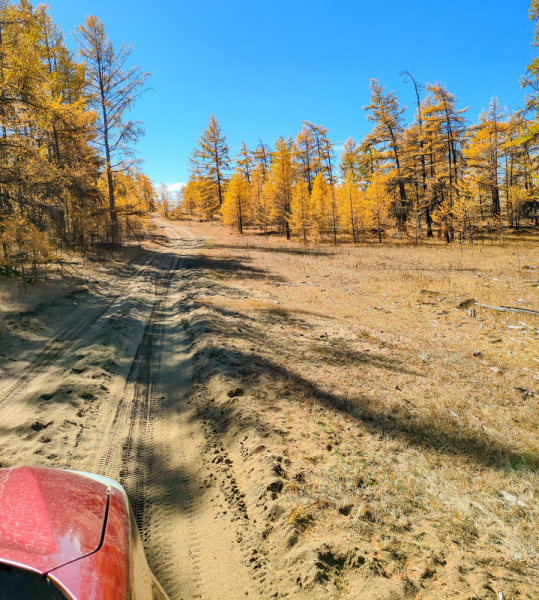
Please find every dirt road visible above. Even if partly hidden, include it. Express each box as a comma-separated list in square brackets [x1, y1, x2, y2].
[0, 221, 265, 600]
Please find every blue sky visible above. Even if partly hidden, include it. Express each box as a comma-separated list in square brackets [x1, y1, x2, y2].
[47, 0, 534, 189]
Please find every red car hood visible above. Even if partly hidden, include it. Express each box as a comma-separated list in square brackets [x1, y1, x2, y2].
[0, 466, 108, 574]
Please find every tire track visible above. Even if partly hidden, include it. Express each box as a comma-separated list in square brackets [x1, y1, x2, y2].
[154, 394, 258, 600]
[0, 252, 157, 416]
[144, 252, 262, 600]
[97, 253, 179, 534]
[170, 410, 208, 599]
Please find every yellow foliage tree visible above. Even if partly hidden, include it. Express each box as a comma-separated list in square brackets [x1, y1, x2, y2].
[452, 174, 479, 244]
[250, 166, 272, 237]
[289, 180, 313, 244]
[193, 178, 220, 220]
[180, 180, 198, 216]
[267, 137, 295, 239]
[432, 173, 479, 245]
[337, 176, 368, 244]
[188, 114, 231, 215]
[222, 171, 250, 233]
[366, 171, 393, 243]
[0, 216, 52, 275]
[311, 173, 331, 241]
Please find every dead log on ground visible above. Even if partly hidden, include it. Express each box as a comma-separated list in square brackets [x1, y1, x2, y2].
[475, 303, 539, 318]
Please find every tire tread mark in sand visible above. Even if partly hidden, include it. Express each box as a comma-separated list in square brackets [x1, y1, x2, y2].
[172, 391, 263, 599]
[0, 253, 157, 415]
[145, 261, 210, 599]
[201, 411, 276, 597]
[162, 265, 261, 599]
[97, 255, 178, 535]
[175, 418, 205, 599]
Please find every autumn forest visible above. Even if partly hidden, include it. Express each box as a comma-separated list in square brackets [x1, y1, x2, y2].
[0, 0, 152, 275]
[3, 0, 539, 275]
[181, 4, 539, 246]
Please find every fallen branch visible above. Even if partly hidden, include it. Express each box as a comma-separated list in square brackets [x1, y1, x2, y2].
[475, 303, 539, 318]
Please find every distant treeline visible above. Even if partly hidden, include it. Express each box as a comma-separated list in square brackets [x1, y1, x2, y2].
[179, 2, 539, 245]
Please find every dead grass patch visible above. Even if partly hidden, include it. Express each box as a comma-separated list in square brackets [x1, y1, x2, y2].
[183, 220, 539, 597]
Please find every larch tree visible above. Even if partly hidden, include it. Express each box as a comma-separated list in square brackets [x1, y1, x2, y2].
[0, 1, 104, 258]
[267, 136, 295, 239]
[252, 139, 272, 181]
[236, 141, 253, 183]
[356, 133, 383, 187]
[74, 15, 149, 243]
[189, 114, 231, 215]
[310, 123, 339, 244]
[180, 179, 198, 216]
[311, 172, 331, 241]
[465, 98, 506, 218]
[158, 182, 170, 218]
[400, 121, 425, 240]
[222, 171, 249, 233]
[339, 139, 363, 242]
[500, 112, 521, 226]
[136, 172, 156, 212]
[337, 175, 366, 244]
[193, 178, 217, 220]
[420, 92, 449, 228]
[501, 111, 537, 227]
[340, 138, 361, 184]
[294, 122, 319, 193]
[0, 2, 153, 275]
[453, 173, 478, 244]
[401, 70, 434, 237]
[250, 165, 272, 237]
[364, 79, 408, 227]
[425, 83, 468, 242]
[520, 0, 539, 226]
[522, 0, 539, 115]
[366, 171, 392, 243]
[289, 179, 313, 244]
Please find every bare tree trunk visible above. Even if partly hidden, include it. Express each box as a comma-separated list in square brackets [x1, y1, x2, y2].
[237, 195, 243, 234]
[349, 188, 357, 244]
[99, 73, 118, 244]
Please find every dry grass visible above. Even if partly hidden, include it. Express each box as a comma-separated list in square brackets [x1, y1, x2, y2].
[174, 218, 539, 596]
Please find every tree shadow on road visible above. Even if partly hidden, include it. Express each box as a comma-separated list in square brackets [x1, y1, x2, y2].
[178, 251, 537, 473]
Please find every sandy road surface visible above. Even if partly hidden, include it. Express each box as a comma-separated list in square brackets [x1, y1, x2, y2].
[0, 221, 264, 600]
